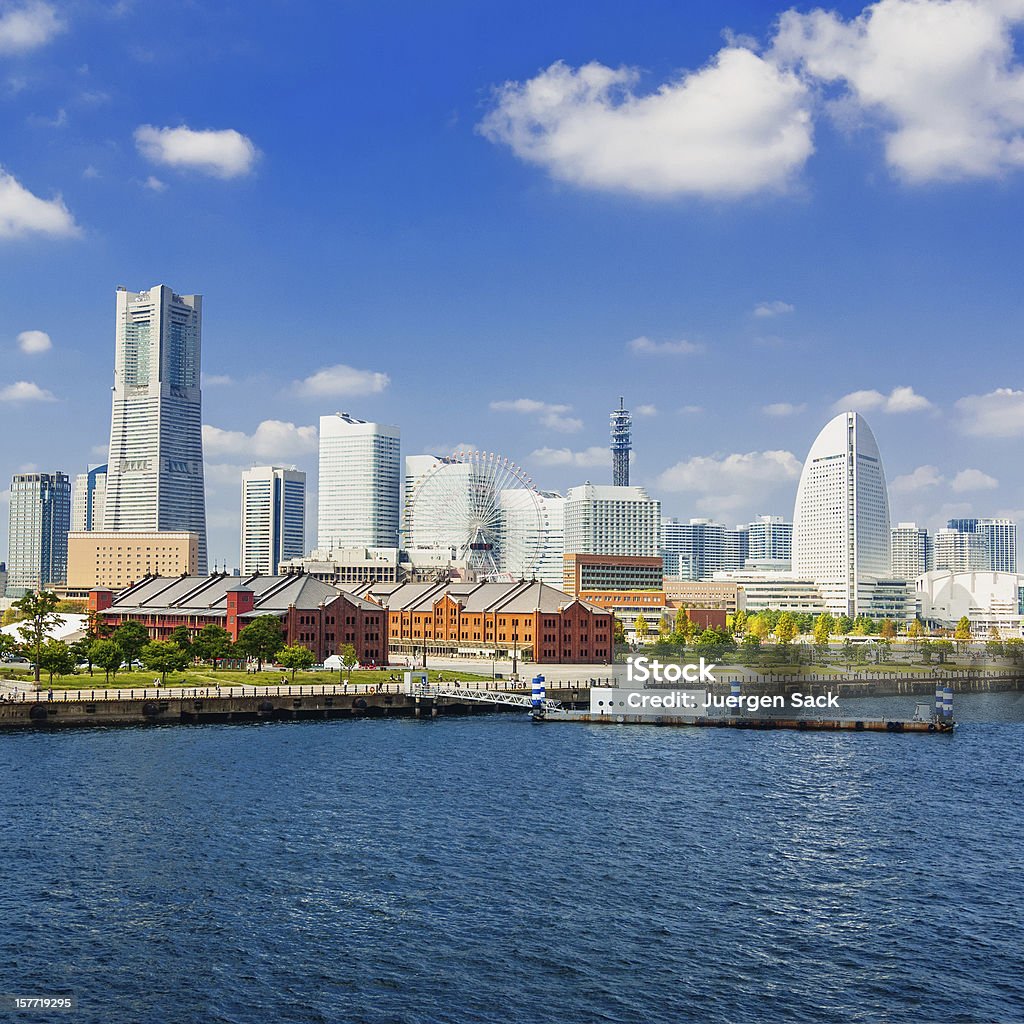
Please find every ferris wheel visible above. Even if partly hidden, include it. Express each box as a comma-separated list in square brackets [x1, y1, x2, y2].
[403, 450, 550, 579]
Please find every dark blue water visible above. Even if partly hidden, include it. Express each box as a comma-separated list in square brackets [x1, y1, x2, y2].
[1, 694, 1023, 1024]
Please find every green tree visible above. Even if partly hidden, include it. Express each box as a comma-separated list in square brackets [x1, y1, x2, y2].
[907, 618, 924, 640]
[0, 633, 18, 661]
[1004, 637, 1024, 664]
[140, 641, 189, 684]
[278, 644, 316, 681]
[985, 639, 1004, 659]
[338, 643, 358, 681]
[14, 590, 64, 684]
[813, 612, 834, 645]
[919, 638, 933, 664]
[612, 616, 626, 647]
[70, 637, 96, 675]
[842, 636, 855, 668]
[633, 613, 650, 640]
[835, 615, 854, 636]
[747, 614, 769, 641]
[879, 619, 897, 641]
[168, 625, 194, 657]
[657, 615, 670, 636]
[90, 639, 123, 684]
[236, 615, 283, 671]
[38, 639, 76, 685]
[934, 638, 955, 664]
[113, 620, 150, 669]
[731, 609, 748, 635]
[192, 623, 233, 669]
[954, 616, 972, 650]
[851, 615, 873, 636]
[774, 612, 798, 645]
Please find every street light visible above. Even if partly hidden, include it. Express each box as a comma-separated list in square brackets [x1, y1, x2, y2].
[512, 629, 519, 680]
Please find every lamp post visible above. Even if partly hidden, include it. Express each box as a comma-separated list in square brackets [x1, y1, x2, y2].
[511, 629, 519, 680]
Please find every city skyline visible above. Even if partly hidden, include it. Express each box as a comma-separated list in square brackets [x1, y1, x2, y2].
[1, 0, 1023, 567]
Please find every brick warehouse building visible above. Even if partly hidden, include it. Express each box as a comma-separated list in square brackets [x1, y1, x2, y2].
[88, 574, 387, 665]
[350, 578, 615, 664]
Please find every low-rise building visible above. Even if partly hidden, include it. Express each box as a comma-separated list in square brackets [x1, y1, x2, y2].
[89, 573, 387, 665]
[916, 570, 1024, 636]
[279, 546, 477, 586]
[66, 531, 199, 596]
[350, 578, 614, 664]
[663, 579, 738, 612]
[562, 553, 663, 597]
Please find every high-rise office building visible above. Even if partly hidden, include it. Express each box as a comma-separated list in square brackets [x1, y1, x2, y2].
[660, 517, 753, 580]
[71, 464, 107, 532]
[318, 413, 400, 549]
[565, 484, 660, 558]
[102, 285, 207, 573]
[747, 515, 793, 564]
[792, 411, 892, 616]
[240, 467, 307, 575]
[944, 518, 1017, 573]
[891, 522, 933, 580]
[5, 472, 71, 597]
[610, 398, 631, 487]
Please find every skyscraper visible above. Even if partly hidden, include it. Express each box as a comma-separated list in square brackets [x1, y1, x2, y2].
[565, 484, 660, 557]
[891, 522, 933, 579]
[933, 527, 987, 573]
[792, 411, 891, 616]
[944, 518, 1017, 573]
[71, 464, 107, 532]
[5, 472, 71, 597]
[747, 515, 793, 565]
[240, 466, 307, 575]
[610, 398, 631, 487]
[318, 413, 400, 549]
[102, 285, 208, 573]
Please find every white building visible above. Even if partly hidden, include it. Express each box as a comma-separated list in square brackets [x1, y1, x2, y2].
[747, 515, 792, 566]
[71, 465, 107, 532]
[240, 466, 306, 575]
[941, 518, 1017, 573]
[102, 285, 208, 573]
[318, 413, 400, 549]
[565, 484, 660, 558]
[916, 570, 1024, 637]
[792, 411, 892, 617]
[714, 571, 827, 615]
[891, 522, 932, 580]
[933, 527, 987, 573]
[6, 472, 71, 597]
[500, 488, 565, 586]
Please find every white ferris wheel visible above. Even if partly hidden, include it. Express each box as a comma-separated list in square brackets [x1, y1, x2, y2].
[403, 450, 550, 580]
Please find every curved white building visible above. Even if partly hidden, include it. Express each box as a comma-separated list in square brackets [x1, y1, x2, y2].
[792, 411, 891, 617]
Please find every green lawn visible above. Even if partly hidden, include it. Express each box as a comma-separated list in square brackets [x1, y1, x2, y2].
[2, 666, 492, 691]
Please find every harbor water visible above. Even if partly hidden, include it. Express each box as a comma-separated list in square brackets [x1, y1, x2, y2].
[1, 693, 1022, 1023]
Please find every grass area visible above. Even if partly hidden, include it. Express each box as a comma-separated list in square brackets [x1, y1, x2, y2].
[1, 666, 492, 691]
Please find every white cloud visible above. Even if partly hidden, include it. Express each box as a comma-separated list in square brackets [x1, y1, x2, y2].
[202, 420, 317, 459]
[0, 380, 55, 401]
[656, 449, 802, 513]
[0, 167, 79, 239]
[889, 464, 944, 494]
[144, 175, 166, 192]
[490, 397, 583, 433]
[529, 446, 609, 468]
[635, 403, 657, 417]
[292, 363, 390, 398]
[134, 124, 258, 179]
[628, 335, 703, 356]
[951, 468, 998, 492]
[772, 0, 1024, 183]
[0, 2, 64, 54]
[678, 405, 703, 415]
[833, 385, 932, 414]
[202, 373, 233, 386]
[762, 401, 805, 416]
[753, 299, 794, 317]
[479, 48, 813, 198]
[955, 388, 1024, 438]
[16, 329, 51, 354]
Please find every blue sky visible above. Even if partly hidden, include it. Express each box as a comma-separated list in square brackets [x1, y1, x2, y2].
[1, 0, 1023, 567]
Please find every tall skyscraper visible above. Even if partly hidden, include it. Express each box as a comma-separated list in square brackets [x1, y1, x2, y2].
[565, 484, 660, 557]
[610, 397, 631, 487]
[891, 522, 933, 580]
[318, 413, 400, 549]
[944, 518, 1017, 573]
[933, 527, 987, 573]
[71, 464, 107, 532]
[240, 466, 307, 575]
[5, 472, 71, 597]
[102, 285, 207, 573]
[747, 515, 793, 565]
[660, 517, 752, 579]
[792, 411, 891, 616]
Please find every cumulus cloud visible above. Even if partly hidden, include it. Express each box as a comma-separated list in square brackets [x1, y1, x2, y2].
[202, 420, 317, 459]
[0, 2, 64, 54]
[656, 450, 802, 513]
[134, 125, 258, 179]
[478, 48, 814, 198]
[762, 401, 805, 416]
[889, 464, 944, 494]
[955, 388, 1024, 437]
[635, 403, 657, 417]
[0, 380, 55, 401]
[292, 363, 390, 398]
[628, 336, 703, 356]
[833, 385, 932, 414]
[16, 329, 51, 354]
[0, 168, 79, 239]
[951, 468, 998, 492]
[529, 446, 609, 468]
[754, 300, 794, 317]
[772, 0, 1024, 183]
[490, 397, 583, 433]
